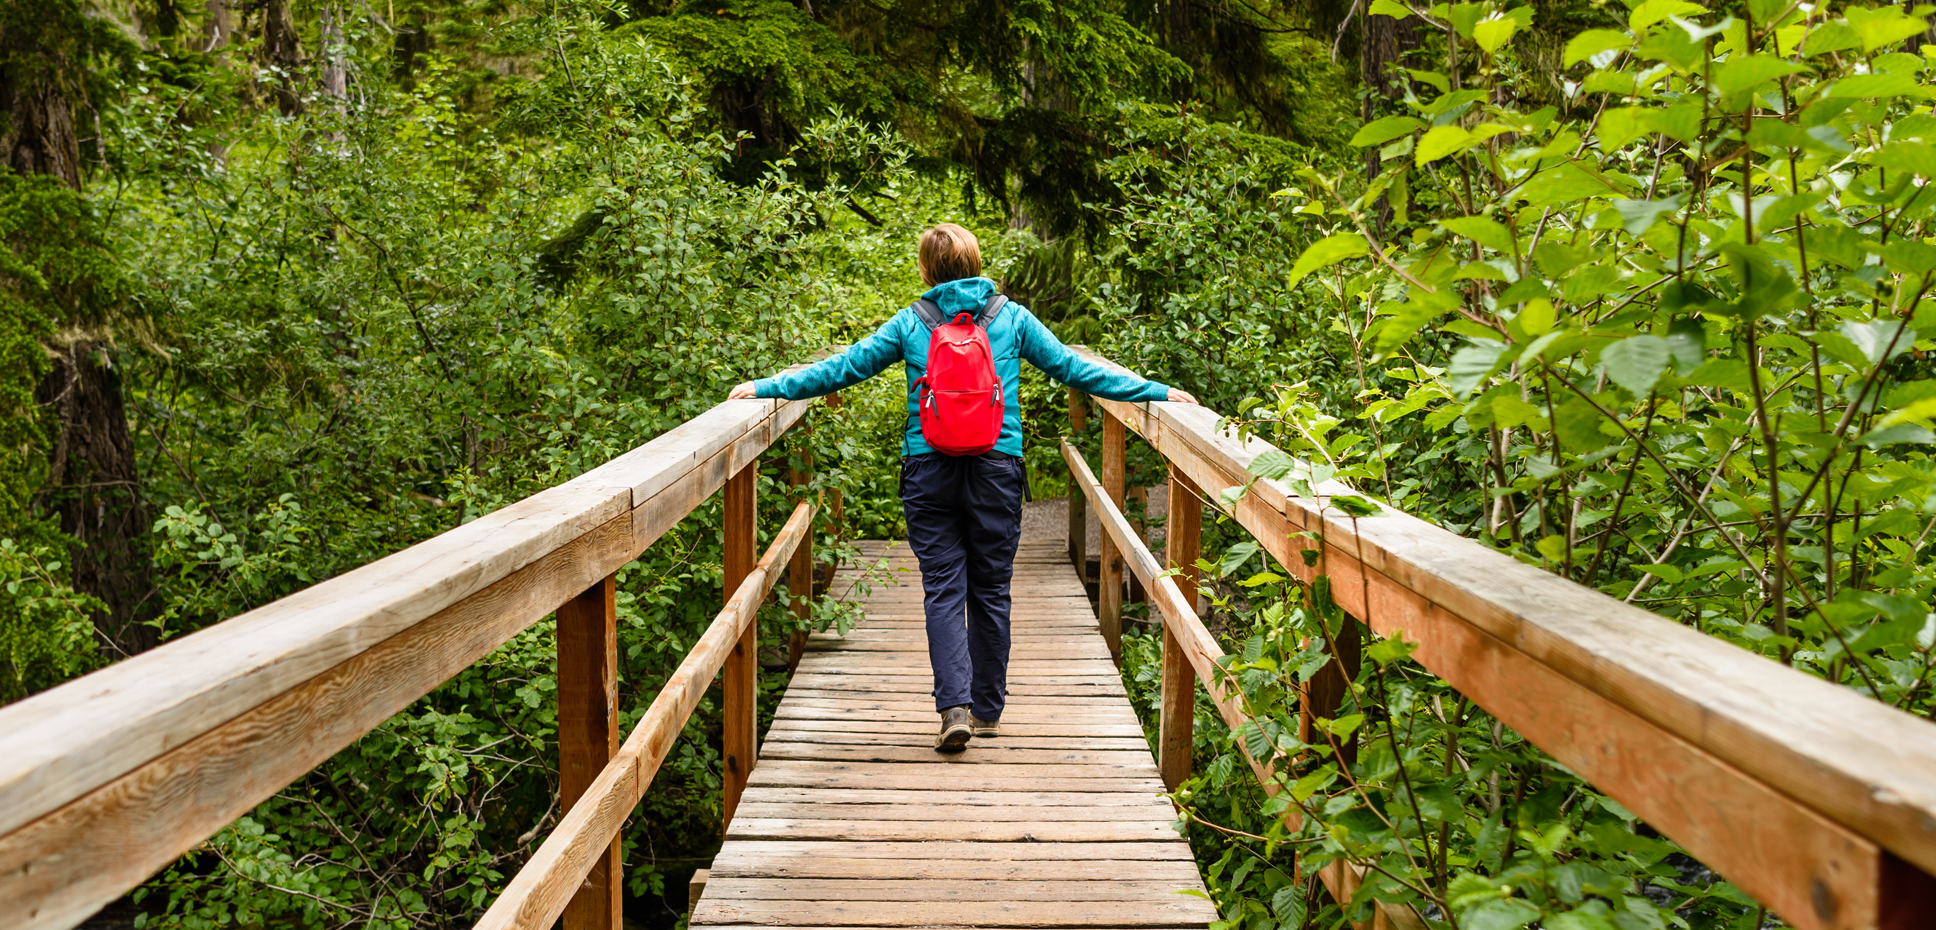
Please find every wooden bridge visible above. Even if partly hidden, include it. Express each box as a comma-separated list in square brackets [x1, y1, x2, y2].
[2, 348, 1934, 930]
[690, 538, 1216, 929]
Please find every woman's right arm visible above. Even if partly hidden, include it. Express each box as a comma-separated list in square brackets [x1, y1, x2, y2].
[731, 312, 907, 401]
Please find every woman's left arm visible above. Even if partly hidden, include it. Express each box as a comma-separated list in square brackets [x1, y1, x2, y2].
[1016, 308, 1196, 404]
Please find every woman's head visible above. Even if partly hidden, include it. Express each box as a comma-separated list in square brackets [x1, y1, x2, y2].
[918, 223, 982, 287]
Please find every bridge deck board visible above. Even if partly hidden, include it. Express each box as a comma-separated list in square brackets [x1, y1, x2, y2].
[690, 537, 1217, 929]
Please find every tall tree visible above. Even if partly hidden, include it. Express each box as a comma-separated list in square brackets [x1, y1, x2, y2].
[0, 0, 153, 658]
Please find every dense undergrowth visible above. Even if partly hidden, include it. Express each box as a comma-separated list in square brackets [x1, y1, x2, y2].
[3, 0, 1933, 926]
[1096, 2, 1936, 928]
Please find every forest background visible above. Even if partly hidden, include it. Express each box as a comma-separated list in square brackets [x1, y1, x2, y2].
[3, 0, 1935, 925]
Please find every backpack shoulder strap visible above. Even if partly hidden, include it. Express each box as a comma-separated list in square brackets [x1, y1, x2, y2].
[977, 294, 1008, 328]
[910, 299, 946, 332]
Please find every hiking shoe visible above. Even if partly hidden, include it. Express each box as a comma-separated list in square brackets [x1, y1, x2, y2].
[970, 715, 999, 738]
[935, 706, 972, 753]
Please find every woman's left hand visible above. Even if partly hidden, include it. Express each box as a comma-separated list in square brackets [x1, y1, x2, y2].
[1166, 388, 1198, 404]
[729, 381, 758, 400]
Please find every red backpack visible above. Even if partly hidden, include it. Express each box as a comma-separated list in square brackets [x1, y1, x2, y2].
[911, 294, 1008, 456]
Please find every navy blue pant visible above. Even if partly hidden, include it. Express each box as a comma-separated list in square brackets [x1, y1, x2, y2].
[900, 452, 1025, 721]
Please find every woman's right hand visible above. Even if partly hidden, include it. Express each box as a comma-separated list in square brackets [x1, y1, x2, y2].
[729, 381, 758, 400]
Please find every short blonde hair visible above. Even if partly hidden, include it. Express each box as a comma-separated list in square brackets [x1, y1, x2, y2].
[918, 223, 982, 287]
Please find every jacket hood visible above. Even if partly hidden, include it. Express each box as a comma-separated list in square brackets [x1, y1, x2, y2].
[921, 276, 999, 318]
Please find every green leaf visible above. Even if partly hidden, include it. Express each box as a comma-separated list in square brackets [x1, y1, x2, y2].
[1407, 68, 1451, 93]
[1841, 319, 1912, 365]
[1601, 335, 1671, 395]
[1554, 396, 1615, 451]
[1519, 162, 1627, 207]
[1873, 141, 1936, 179]
[1802, 21, 1862, 57]
[1666, 318, 1707, 373]
[1564, 29, 1631, 66]
[1856, 10, 1934, 52]
[1858, 423, 1934, 448]
[1270, 884, 1307, 925]
[1291, 765, 1337, 802]
[1249, 448, 1296, 480]
[1330, 494, 1381, 517]
[1417, 125, 1479, 164]
[1368, 0, 1413, 17]
[1596, 107, 1649, 151]
[1491, 393, 1545, 429]
[1448, 343, 1506, 396]
[1637, 563, 1684, 583]
[1287, 232, 1370, 286]
[1629, 0, 1705, 31]
[1516, 298, 1555, 336]
[1829, 73, 1933, 100]
[1350, 115, 1424, 147]
[1473, 16, 1520, 54]
[1711, 55, 1806, 97]
[1446, 2, 1487, 38]
[1685, 358, 1753, 393]
[1461, 898, 1541, 930]
[1440, 215, 1517, 254]
[1614, 196, 1682, 235]
[1647, 101, 1704, 141]
[1876, 237, 1936, 273]
[1366, 633, 1419, 667]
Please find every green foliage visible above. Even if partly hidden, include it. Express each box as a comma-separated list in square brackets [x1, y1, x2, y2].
[0, 538, 103, 703]
[1097, 1, 1936, 927]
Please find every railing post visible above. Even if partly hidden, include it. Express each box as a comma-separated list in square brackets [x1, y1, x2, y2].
[1067, 391, 1087, 585]
[825, 393, 845, 544]
[1098, 412, 1127, 663]
[557, 573, 621, 930]
[1299, 551, 1362, 767]
[1159, 469, 1202, 791]
[722, 459, 758, 827]
[787, 442, 814, 672]
[1883, 851, 1936, 930]
[1127, 486, 1148, 604]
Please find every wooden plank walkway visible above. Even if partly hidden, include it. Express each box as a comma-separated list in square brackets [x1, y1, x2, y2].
[691, 535, 1218, 929]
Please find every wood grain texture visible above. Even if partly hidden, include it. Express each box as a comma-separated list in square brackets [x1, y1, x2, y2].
[1071, 347, 1936, 925]
[723, 462, 760, 828]
[1099, 415, 1127, 662]
[1159, 470, 1202, 792]
[694, 533, 1213, 930]
[557, 575, 622, 930]
[0, 511, 636, 930]
[0, 392, 809, 883]
[1061, 440, 1421, 930]
[473, 503, 813, 930]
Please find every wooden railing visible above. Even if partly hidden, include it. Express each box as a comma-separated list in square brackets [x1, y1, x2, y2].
[1061, 347, 1936, 930]
[0, 390, 827, 930]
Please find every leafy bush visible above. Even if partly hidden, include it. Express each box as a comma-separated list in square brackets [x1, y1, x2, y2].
[1110, 0, 1936, 927]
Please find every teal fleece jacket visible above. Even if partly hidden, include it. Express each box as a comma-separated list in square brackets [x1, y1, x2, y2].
[754, 277, 1171, 457]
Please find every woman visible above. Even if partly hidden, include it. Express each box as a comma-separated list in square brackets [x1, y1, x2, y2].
[730, 223, 1195, 752]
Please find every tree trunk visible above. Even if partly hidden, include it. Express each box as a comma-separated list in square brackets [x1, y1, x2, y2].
[320, 3, 346, 105]
[3, 1, 158, 659]
[37, 341, 157, 659]
[0, 12, 84, 190]
[1359, 11, 1417, 233]
[202, 0, 231, 53]
[261, 0, 305, 116]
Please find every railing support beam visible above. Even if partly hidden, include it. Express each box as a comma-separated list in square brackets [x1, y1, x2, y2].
[1098, 413, 1126, 663]
[787, 442, 814, 672]
[722, 460, 758, 827]
[558, 574, 622, 930]
[1067, 392, 1088, 585]
[1159, 468, 1202, 791]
